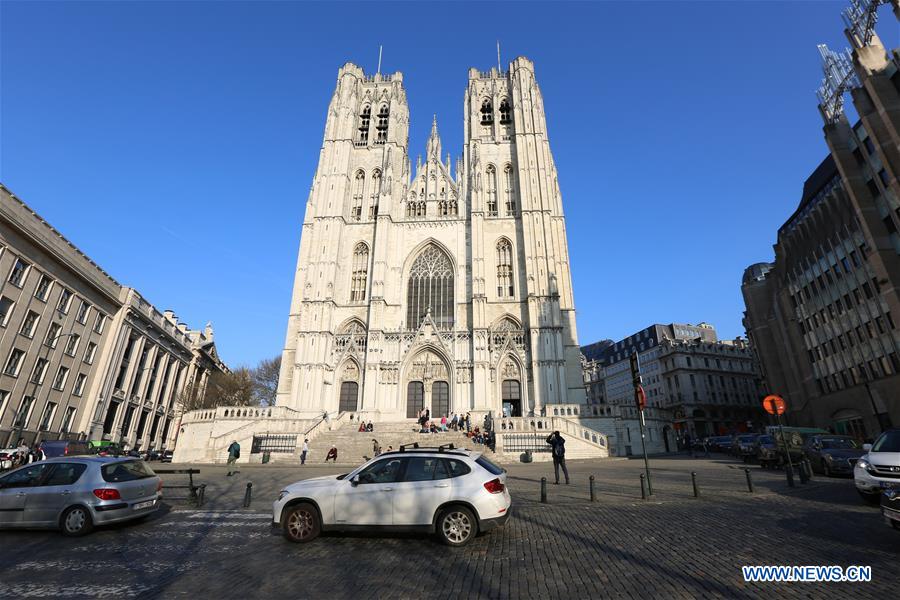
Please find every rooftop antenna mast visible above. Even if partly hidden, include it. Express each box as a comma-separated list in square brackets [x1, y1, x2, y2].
[841, 0, 886, 48]
[377, 45, 383, 75]
[816, 44, 860, 124]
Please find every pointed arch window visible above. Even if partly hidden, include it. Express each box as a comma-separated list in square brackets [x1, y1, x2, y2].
[480, 99, 493, 125]
[351, 171, 365, 221]
[407, 193, 417, 218]
[406, 245, 454, 330]
[369, 170, 381, 219]
[504, 164, 516, 215]
[358, 105, 371, 144]
[499, 98, 511, 124]
[496, 239, 514, 298]
[375, 104, 389, 143]
[350, 243, 369, 302]
[486, 165, 498, 216]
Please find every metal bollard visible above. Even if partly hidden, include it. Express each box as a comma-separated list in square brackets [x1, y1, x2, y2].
[785, 464, 795, 487]
[798, 461, 809, 484]
[589, 475, 596, 502]
[804, 459, 814, 480]
[691, 471, 700, 498]
[243, 482, 253, 508]
[744, 468, 753, 493]
[540, 477, 547, 503]
[198, 483, 207, 507]
[640, 473, 647, 500]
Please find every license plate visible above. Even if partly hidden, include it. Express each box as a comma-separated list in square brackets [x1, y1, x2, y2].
[880, 481, 896, 489]
[133, 500, 155, 510]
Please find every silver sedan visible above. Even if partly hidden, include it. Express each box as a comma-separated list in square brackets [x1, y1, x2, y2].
[0, 456, 162, 536]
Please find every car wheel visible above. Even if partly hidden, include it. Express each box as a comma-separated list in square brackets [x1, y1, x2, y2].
[437, 506, 477, 547]
[892, 520, 900, 531]
[282, 503, 320, 543]
[857, 490, 881, 505]
[60, 506, 93, 537]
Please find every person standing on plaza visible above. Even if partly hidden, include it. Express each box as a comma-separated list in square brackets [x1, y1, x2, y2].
[372, 439, 382, 457]
[226, 440, 240, 476]
[300, 438, 309, 465]
[545, 431, 570, 485]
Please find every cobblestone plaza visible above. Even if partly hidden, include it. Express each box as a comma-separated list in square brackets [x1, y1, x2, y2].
[0, 456, 896, 599]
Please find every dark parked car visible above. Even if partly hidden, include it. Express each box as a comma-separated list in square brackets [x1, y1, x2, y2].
[755, 435, 780, 468]
[39, 441, 92, 459]
[707, 436, 734, 453]
[802, 435, 865, 477]
[881, 486, 900, 530]
[144, 449, 161, 462]
[160, 450, 173, 463]
[731, 434, 760, 462]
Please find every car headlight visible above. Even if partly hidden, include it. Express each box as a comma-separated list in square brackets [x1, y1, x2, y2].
[855, 458, 869, 470]
[277, 490, 289, 501]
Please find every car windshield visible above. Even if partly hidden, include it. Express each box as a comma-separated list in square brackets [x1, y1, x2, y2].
[820, 438, 859, 450]
[872, 431, 900, 453]
[102, 460, 155, 482]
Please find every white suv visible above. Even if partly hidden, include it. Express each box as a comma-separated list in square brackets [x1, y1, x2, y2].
[273, 445, 511, 546]
[854, 428, 900, 503]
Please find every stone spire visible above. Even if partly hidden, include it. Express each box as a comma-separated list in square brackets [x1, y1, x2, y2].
[426, 114, 442, 159]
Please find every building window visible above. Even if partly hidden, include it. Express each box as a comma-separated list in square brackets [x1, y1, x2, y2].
[351, 170, 364, 221]
[8, 258, 30, 287]
[20, 310, 40, 338]
[406, 244, 454, 330]
[486, 165, 498, 216]
[504, 165, 516, 215]
[4, 348, 26, 376]
[64, 334, 80, 357]
[84, 342, 98, 365]
[73, 373, 87, 397]
[60, 406, 77, 433]
[56, 289, 72, 313]
[499, 98, 511, 124]
[14, 396, 34, 428]
[369, 170, 381, 219]
[0, 296, 13, 327]
[94, 313, 106, 334]
[358, 105, 371, 144]
[45, 323, 62, 347]
[31, 358, 49, 385]
[76, 301, 90, 324]
[52, 366, 69, 391]
[39, 402, 57, 431]
[496, 239, 514, 298]
[350, 243, 369, 302]
[35, 274, 53, 301]
[480, 99, 493, 125]
[375, 104, 389, 143]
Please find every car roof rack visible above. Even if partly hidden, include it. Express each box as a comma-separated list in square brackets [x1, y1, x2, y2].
[384, 443, 469, 457]
[399, 443, 420, 452]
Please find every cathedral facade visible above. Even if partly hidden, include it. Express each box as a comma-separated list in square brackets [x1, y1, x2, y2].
[276, 57, 586, 421]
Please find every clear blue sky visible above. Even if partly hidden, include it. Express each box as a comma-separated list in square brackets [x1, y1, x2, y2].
[2, 1, 897, 368]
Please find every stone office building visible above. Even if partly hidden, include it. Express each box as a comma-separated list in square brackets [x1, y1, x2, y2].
[742, 4, 900, 439]
[0, 184, 226, 450]
[581, 323, 764, 455]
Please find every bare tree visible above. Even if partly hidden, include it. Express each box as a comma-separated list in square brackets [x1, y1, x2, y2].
[206, 368, 255, 407]
[253, 355, 281, 406]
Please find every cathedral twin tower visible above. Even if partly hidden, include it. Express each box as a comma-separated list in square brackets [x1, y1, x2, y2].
[276, 57, 586, 421]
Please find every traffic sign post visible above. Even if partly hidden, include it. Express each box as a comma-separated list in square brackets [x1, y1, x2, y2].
[763, 395, 794, 486]
[630, 352, 652, 496]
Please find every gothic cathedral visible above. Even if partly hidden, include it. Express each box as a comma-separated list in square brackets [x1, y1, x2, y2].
[276, 57, 585, 422]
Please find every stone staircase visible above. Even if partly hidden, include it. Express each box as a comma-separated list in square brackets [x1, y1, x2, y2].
[266, 420, 496, 467]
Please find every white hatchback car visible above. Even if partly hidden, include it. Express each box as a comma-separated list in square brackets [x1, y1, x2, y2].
[854, 428, 900, 503]
[273, 445, 510, 546]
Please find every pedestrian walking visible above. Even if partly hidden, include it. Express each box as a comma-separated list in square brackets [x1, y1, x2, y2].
[300, 438, 309, 465]
[372, 439, 382, 457]
[226, 440, 240, 476]
[546, 431, 570, 485]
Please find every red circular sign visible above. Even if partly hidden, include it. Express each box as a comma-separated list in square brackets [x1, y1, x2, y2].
[636, 385, 646, 411]
[762, 395, 787, 415]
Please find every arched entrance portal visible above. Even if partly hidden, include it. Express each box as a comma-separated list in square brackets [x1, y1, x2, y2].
[337, 360, 360, 413]
[499, 357, 524, 417]
[404, 349, 451, 419]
